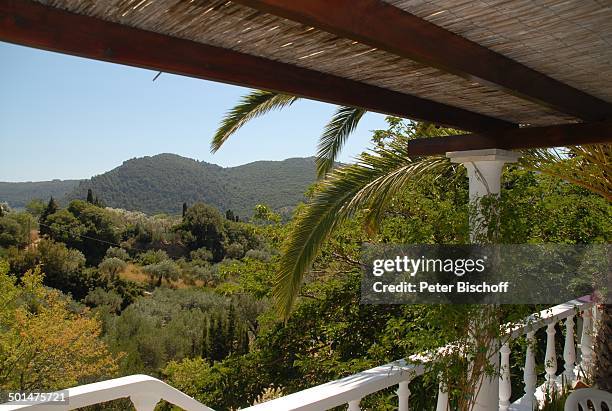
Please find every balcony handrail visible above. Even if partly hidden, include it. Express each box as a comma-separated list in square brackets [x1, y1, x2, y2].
[247, 296, 595, 410]
[0, 296, 597, 411]
[244, 360, 422, 411]
[0, 375, 213, 411]
[505, 295, 594, 339]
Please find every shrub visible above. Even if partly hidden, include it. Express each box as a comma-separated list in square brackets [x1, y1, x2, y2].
[105, 247, 130, 261]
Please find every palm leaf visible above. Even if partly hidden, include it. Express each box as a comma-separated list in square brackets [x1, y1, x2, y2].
[520, 144, 611, 201]
[273, 141, 454, 319]
[211, 90, 299, 153]
[316, 106, 366, 178]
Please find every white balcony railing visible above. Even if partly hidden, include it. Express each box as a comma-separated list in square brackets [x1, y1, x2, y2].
[1, 297, 599, 411]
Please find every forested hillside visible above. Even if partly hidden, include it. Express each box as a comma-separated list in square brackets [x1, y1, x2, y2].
[1, 154, 319, 216]
[0, 180, 80, 209]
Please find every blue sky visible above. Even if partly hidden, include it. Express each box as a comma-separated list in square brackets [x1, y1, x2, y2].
[0, 42, 388, 182]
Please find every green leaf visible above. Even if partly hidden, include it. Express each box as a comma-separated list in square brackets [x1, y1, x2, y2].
[316, 106, 366, 178]
[274, 139, 454, 319]
[211, 90, 299, 153]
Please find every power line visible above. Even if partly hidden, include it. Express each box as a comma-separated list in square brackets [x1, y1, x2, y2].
[36, 221, 168, 253]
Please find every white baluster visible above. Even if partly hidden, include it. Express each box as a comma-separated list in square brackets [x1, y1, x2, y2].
[130, 394, 161, 411]
[592, 305, 600, 338]
[580, 311, 594, 377]
[397, 380, 410, 411]
[544, 322, 558, 391]
[499, 342, 511, 411]
[348, 399, 361, 411]
[522, 331, 537, 410]
[563, 315, 576, 384]
[436, 376, 448, 411]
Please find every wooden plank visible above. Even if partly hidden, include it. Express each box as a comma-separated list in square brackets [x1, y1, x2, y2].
[235, 0, 612, 122]
[0, 0, 514, 132]
[407, 120, 612, 155]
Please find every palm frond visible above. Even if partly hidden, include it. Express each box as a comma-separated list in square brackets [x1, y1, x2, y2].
[211, 90, 299, 153]
[520, 144, 611, 201]
[316, 106, 366, 178]
[273, 141, 454, 319]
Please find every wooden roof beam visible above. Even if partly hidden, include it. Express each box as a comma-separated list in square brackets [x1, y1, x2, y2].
[407, 120, 612, 156]
[0, 0, 514, 133]
[235, 0, 612, 122]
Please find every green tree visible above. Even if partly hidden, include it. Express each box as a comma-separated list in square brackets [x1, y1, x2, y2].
[66, 200, 119, 264]
[105, 246, 130, 261]
[87, 188, 94, 204]
[139, 249, 169, 265]
[0, 213, 32, 248]
[0, 217, 23, 248]
[84, 287, 123, 314]
[182, 202, 188, 218]
[253, 204, 281, 224]
[178, 203, 226, 260]
[25, 199, 45, 218]
[0, 263, 119, 390]
[225, 242, 245, 259]
[98, 257, 127, 281]
[36, 239, 89, 296]
[39, 197, 58, 237]
[44, 209, 84, 248]
[143, 259, 180, 287]
[190, 247, 213, 263]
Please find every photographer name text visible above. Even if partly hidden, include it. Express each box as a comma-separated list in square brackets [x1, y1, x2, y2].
[372, 281, 510, 294]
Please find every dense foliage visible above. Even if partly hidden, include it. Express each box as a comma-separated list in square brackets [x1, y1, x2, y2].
[0, 262, 118, 391]
[0, 120, 609, 409]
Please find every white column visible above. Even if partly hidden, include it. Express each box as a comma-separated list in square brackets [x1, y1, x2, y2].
[544, 322, 558, 391]
[563, 315, 576, 384]
[397, 381, 410, 411]
[521, 331, 537, 410]
[522, 331, 537, 410]
[131, 394, 161, 411]
[436, 376, 449, 411]
[499, 343, 511, 411]
[447, 149, 520, 411]
[447, 149, 521, 242]
[580, 311, 594, 378]
[348, 399, 361, 411]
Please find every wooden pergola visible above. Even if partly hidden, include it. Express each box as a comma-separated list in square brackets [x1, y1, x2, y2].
[1, 0, 611, 154]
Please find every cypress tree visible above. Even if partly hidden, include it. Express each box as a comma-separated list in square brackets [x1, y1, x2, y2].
[87, 189, 94, 203]
[39, 197, 58, 236]
[182, 202, 188, 218]
[238, 326, 249, 354]
[225, 209, 235, 221]
[211, 315, 224, 361]
[226, 304, 237, 353]
[201, 317, 210, 360]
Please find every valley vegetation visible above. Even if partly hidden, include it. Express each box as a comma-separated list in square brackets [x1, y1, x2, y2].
[0, 119, 610, 409]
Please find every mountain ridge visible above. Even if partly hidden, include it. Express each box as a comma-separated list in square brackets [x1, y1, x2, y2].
[0, 154, 319, 216]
